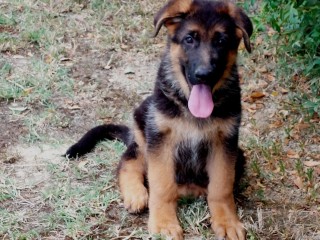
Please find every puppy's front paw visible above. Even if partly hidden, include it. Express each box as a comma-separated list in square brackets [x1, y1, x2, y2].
[149, 220, 183, 240]
[122, 185, 148, 213]
[212, 217, 245, 240]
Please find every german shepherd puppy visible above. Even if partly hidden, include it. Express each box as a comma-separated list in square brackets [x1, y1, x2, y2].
[66, 0, 253, 239]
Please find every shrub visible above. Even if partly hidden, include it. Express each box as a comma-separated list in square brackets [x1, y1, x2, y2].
[262, 0, 320, 114]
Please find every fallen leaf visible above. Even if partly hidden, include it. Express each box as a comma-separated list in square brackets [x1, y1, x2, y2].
[23, 87, 34, 94]
[86, 33, 94, 38]
[67, 105, 81, 110]
[313, 154, 320, 160]
[246, 107, 256, 113]
[242, 96, 251, 102]
[257, 80, 268, 88]
[273, 167, 281, 173]
[45, 54, 53, 64]
[287, 149, 300, 159]
[238, 41, 245, 50]
[265, 73, 275, 81]
[287, 170, 297, 175]
[291, 132, 300, 140]
[304, 161, 320, 167]
[78, 160, 89, 172]
[60, 57, 72, 62]
[12, 55, 25, 59]
[8, 106, 28, 112]
[120, 44, 129, 50]
[257, 181, 266, 188]
[267, 28, 277, 36]
[124, 67, 135, 74]
[101, 184, 114, 192]
[255, 36, 263, 45]
[279, 110, 289, 117]
[269, 120, 283, 128]
[280, 88, 289, 94]
[257, 66, 268, 73]
[293, 74, 299, 81]
[239, 76, 244, 84]
[251, 91, 265, 99]
[294, 176, 304, 189]
[256, 103, 264, 109]
[153, 43, 166, 48]
[295, 123, 310, 131]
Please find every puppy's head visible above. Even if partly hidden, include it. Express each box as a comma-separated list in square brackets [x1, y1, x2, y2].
[154, 0, 253, 118]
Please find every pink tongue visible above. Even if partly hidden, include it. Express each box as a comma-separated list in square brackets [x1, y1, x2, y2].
[188, 84, 214, 118]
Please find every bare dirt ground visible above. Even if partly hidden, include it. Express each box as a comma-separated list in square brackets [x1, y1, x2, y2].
[0, 0, 319, 239]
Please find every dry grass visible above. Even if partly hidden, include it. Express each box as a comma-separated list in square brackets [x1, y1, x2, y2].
[0, 0, 319, 239]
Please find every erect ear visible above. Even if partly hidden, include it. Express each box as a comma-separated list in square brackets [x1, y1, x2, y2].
[231, 5, 253, 53]
[153, 0, 193, 37]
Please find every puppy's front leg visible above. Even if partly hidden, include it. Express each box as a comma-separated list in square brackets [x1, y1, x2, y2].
[207, 144, 245, 240]
[147, 151, 183, 240]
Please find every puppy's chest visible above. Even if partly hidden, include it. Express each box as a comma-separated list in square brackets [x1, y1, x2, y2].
[153, 113, 226, 187]
[172, 130, 213, 188]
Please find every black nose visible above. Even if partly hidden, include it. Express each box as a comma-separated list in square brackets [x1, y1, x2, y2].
[195, 65, 215, 81]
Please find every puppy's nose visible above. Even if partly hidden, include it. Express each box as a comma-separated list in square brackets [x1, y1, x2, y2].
[195, 65, 215, 81]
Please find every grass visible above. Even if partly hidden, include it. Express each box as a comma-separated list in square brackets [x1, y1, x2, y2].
[0, 0, 319, 239]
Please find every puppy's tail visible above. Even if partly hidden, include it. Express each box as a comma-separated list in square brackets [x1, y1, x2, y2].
[65, 124, 132, 158]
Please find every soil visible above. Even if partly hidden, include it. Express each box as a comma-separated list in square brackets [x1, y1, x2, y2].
[0, 102, 27, 151]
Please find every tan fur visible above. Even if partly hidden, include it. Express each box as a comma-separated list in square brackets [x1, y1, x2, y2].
[154, 110, 237, 140]
[206, 144, 245, 239]
[236, 28, 244, 39]
[177, 184, 207, 197]
[133, 124, 146, 150]
[147, 138, 183, 239]
[170, 44, 191, 98]
[227, 2, 237, 17]
[208, 24, 227, 37]
[118, 147, 148, 213]
[154, 0, 193, 37]
[213, 51, 238, 93]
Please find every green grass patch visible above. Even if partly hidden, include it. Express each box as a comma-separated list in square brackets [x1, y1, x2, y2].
[0, 175, 19, 202]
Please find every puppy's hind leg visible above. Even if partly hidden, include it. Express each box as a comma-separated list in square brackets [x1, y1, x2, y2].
[118, 142, 148, 213]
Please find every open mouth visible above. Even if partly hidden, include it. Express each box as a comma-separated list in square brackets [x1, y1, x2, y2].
[181, 65, 215, 119]
[188, 84, 214, 119]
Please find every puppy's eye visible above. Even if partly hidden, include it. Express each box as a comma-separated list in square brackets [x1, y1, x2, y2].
[218, 39, 225, 44]
[216, 36, 229, 46]
[184, 35, 194, 44]
[217, 38, 226, 45]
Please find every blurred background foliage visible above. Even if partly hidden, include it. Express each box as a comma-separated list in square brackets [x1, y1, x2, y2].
[243, 0, 319, 115]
